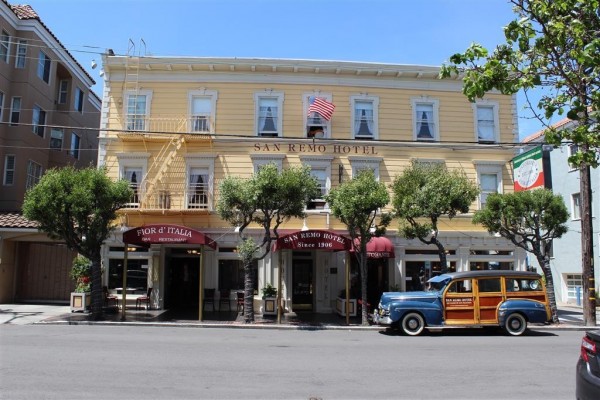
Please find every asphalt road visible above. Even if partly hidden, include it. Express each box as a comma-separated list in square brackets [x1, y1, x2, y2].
[0, 325, 582, 400]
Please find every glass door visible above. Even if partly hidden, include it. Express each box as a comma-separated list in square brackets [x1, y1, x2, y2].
[292, 259, 313, 311]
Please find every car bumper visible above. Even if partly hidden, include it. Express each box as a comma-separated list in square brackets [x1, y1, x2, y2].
[576, 357, 600, 400]
[372, 312, 393, 326]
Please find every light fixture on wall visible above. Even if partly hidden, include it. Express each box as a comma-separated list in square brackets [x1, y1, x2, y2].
[91, 59, 97, 69]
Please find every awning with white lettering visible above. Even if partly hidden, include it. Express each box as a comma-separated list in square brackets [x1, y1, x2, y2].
[351, 236, 395, 259]
[272, 229, 351, 252]
[123, 224, 217, 249]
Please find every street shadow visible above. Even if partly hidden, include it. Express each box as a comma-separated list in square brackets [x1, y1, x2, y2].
[378, 326, 557, 337]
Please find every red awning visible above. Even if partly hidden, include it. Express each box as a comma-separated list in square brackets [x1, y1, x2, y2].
[352, 236, 395, 259]
[273, 229, 351, 252]
[123, 224, 217, 249]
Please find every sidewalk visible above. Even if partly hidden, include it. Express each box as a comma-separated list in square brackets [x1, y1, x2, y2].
[2, 303, 599, 330]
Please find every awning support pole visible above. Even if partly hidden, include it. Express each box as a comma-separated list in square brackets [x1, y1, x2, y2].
[121, 246, 128, 321]
[345, 252, 350, 326]
[199, 247, 204, 321]
[277, 250, 283, 324]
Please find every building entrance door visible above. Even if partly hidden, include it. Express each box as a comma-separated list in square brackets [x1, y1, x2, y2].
[292, 258, 313, 311]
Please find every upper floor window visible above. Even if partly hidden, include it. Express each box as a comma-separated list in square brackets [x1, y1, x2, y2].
[412, 97, 439, 141]
[50, 129, 63, 150]
[475, 162, 503, 209]
[350, 156, 382, 180]
[568, 143, 579, 170]
[351, 95, 379, 140]
[117, 153, 150, 209]
[255, 91, 284, 137]
[10, 97, 21, 126]
[125, 90, 152, 131]
[3, 154, 15, 185]
[70, 132, 80, 159]
[250, 154, 285, 173]
[15, 40, 26, 68]
[305, 94, 333, 138]
[74, 87, 84, 113]
[37, 51, 51, 84]
[26, 160, 42, 190]
[0, 30, 9, 63]
[301, 156, 333, 211]
[571, 193, 581, 220]
[473, 101, 499, 143]
[32, 105, 46, 137]
[185, 155, 215, 210]
[57, 80, 69, 104]
[189, 90, 217, 133]
[123, 167, 143, 208]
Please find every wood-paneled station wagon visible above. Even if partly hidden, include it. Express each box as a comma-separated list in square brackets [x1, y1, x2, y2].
[373, 270, 551, 336]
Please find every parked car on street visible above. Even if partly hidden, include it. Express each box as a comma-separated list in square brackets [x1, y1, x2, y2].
[576, 330, 600, 399]
[373, 270, 551, 336]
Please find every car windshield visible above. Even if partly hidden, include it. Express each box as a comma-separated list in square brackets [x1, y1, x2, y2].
[426, 275, 451, 292]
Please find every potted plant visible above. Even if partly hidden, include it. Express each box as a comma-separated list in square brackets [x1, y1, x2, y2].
[69, 255, 91, 312]
[261, 283, 278, 316]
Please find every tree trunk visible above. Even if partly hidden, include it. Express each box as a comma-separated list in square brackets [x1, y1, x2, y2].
[434, 238, 448, 273]
[580, 163, 597, 326]
[359, 251, 369, 326]
[536, 254, 559, 324]
[90, 257, 103, 320]
[243, 261, 255, 323]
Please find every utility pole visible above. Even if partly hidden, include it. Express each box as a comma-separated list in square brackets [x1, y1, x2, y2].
[580, 149, 596, 326]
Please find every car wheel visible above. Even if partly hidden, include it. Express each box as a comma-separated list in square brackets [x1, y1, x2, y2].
[401, 312, 425, 336]
[505, 313, 527, 336]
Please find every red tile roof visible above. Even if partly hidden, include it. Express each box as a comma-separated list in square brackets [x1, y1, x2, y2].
[522, 117, 574, 143]
[0, 212, 39, 229]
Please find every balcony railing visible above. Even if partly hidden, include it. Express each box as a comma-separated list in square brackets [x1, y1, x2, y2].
[121, 184, 213, 211]
[113, 115, 213, 135]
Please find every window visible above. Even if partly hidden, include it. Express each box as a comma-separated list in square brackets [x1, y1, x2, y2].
[108, 259, 148, 293]
[446, 279, 473, 293]
[478, 278, 501, 293]
[476, 162, 502, 209]
[566, 273, 583, 301]
[251, 154, 285, 173]
[37, 51, 51, 83]
[301, 156, 333, 211]
[412, 97, 439, 141]
[50, 129, 64, 149]
[218, 259, 258, 292]
[185, 155, 215, 210]
[10, 97, 21, 126]
[0, 30, 9, 63]
[123, 167, 143, 208]
[74, 87, 84, 113]
[572, 193, 581, 220]
[189, 90, 217, 133]
[70, 132, 80, 159]
[118, 153, 149, 208]
[351, 96, 378, 139]
[350, 156, 382, 180]
[568, 144, 579, 170]
[3, 155, 15, 185]
[57, 80, 69, 104]
[125, 91, 152, 131]
[255, 91, 284, 137]
[15, 40, 26, 68]
[304, 93, 333, 138]
[32, 105, 46, 137]
[473, 101, 499, 143]
[26, 160, 42, 190]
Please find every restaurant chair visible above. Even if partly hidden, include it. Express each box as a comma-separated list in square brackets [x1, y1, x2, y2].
[236, 291, 244, 313]
[103, 286, 119, 308]
[203, 288, 215, 311]
[219, 289, 231, 311]
[135, 287, 153, 310]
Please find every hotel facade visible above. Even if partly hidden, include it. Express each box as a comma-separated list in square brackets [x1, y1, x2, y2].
[99, 54, 527, 315]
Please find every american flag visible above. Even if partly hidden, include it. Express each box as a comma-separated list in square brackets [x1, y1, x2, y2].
[307, 97, 335, 121]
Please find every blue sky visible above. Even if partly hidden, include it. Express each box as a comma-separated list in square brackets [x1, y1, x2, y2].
[26, 0, 548, 139]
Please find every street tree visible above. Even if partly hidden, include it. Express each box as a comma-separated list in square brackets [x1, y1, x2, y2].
[22, 166, 132, 319]
[472, 189, 568, 323]
[440, 0, 599, 324]
[325, 169, 391, 325]
[391, 161, 479, 273]
[217, 163, 320, 323]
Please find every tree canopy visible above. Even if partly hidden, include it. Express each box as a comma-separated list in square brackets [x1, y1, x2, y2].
[391, 161, 479, 272]
[325, 169, 391, 325]
[472, 189, 568, 322]
[217, 163, 320, 323]
[22, 166, 132, 319]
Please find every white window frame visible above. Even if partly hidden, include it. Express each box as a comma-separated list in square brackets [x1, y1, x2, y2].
[74, 87, 84, 113]
[15, 39, 26, 68]
[0, 30, 9, 63]
[349, 156, 382, 180]
[250, 154, 285, 173]
[50, 128, 63, 150]
[124, 90, 152, 131]
[254, 91, 284, 137]
[70, 132, 80, 159]
[351, 95, 379, 140]
[32, 104, 46, 137]
[3, 154, 15, 186]
[300, 156, 333, 212]
[58, 80, 69, 104]
[184, 155, 216, 210]
[565, 273, 583, 301]
[571, 192, 581, 220]
[411, 97, 439, 141]
[117, 153, 150, 209]
[26, 160, 42, 190]
[475, 162, 503, 209]
[188, 90, 218, 134]
[568, 143, 579, 171]
[10, 97, 21, 126]
[37, 51, 51, 84]
[472, 100, 500, 143]
[303, 92, 332, 139]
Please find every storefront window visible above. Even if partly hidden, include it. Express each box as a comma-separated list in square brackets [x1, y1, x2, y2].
[218, 259, 258, 293]
[108, 258, 148, 294]
[470, 261, 514, 271]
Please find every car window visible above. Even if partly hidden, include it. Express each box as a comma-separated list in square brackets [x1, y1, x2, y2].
[446, 279, 472, 294]
[478, 278, 501, 293]
[505, 278, 542, 292]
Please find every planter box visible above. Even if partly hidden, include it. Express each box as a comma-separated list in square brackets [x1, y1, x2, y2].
[336, 297, 357, 317]
[262, 297, 277, 316]
[70, 292, 91, 312]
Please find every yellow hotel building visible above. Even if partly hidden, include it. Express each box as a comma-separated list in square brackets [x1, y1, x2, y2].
[99, 54, 527, 315]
